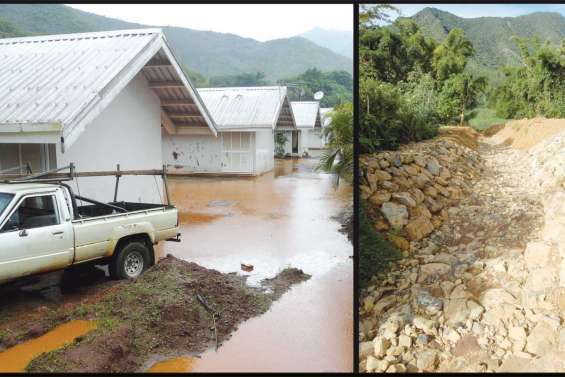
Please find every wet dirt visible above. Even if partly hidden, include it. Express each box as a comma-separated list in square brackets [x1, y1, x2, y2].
[0, 320, 97, 372]
[158, 158, 353, 372]
[19, 256, 309, 372]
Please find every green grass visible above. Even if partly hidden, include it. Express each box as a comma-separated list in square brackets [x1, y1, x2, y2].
[466, 106, 508, 131]
[359, 200, 400, 289]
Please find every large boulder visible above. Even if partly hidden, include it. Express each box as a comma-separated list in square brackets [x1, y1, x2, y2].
[381, 202, 409, 228]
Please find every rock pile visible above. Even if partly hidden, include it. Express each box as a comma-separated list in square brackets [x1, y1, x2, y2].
[360, 134, 483, 252]
[359, 128, 565, 373]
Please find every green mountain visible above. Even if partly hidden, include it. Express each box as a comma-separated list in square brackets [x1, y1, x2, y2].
[406, 7, 565, 79]
[300, 27, 353, 58]
[0, 4, 352, 81]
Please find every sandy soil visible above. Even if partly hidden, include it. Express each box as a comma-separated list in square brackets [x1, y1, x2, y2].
[486, 117, 565, 150]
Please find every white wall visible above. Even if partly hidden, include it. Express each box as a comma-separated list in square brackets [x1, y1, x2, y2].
[57, 73, 164, 204]
[163, 130, 273, 175]
[255, 129, 274, 174]
[299, 128, 309, 155]
[163, 133, 223, 173]
[308, 128, 325, 149]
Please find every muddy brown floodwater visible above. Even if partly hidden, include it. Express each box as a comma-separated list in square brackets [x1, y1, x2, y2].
[157, 158, 353, 372]
[0, 320, 97, 372]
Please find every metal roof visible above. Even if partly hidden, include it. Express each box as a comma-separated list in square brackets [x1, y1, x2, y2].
[0, 28, 217, 148]
[196, 86, 296, 131]
[290, 101, 321, 129]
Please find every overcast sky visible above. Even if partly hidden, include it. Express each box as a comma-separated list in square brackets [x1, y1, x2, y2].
[388, 4, 565, 20]
[67, 4, 352, 42]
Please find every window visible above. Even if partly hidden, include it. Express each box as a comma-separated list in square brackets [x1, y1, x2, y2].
[0, 144, 57, 174]
[0, 193, 14, 217]
[1, 195, 59, 232]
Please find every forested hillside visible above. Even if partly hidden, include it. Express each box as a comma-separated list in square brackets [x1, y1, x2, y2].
[406, 7, 565, 80]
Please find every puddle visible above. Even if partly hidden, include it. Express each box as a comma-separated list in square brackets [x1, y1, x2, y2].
[0, 320, 97, 372]
[157, 158, 353, 372]
[148, 356, 194, 373]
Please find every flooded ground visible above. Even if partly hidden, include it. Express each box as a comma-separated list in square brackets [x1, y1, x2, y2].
[0, 320, 97, 372]
[158, 158, 353, 372]
[0, 159, 352, 373]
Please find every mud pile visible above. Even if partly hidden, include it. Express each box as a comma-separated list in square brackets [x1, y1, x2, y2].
[360, 127, 483, 253]
[0, 256, 309, 373]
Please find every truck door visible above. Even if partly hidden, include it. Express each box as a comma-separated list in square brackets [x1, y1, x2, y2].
[0, 192, 74, 283]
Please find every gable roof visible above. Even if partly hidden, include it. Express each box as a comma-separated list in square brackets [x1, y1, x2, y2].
[196, 86, 296, 131]
[0, 28, 217, 149]
[291, 101, 321, 129]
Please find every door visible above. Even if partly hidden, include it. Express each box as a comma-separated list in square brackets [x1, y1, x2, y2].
[0, 193, 73, 283]
[292, 131, 299, 154]
[221, 132, 254, 173]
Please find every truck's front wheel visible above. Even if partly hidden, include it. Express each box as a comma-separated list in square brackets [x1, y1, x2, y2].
[110, 242, 150, 280]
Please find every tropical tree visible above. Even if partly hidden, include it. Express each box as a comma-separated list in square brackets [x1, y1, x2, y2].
[491, 37, 565, 118]
[359, 4, 399, 30]
[274, 132, 287, 158]
[317, 102, 353, 184]
[437, 73, 487, 125]
[432, 28, 474, 81]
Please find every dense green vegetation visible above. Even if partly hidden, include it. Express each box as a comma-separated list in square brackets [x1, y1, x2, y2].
[0, 4, 351, 82]
[490, 38, 565, 118]
[360, 5, 486, 152]
[317, 102, 353, 183]
[407, 7, 565, 122]
[408, 7, 565, 81]
[278, 68, 353, 107]
[359, 200, 399, 288]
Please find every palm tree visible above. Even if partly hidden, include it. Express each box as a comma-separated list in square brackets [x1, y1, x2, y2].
[317, 102, 353, 185]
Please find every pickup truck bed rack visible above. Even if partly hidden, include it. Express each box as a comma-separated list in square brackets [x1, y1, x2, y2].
[0, 163, 173, 206]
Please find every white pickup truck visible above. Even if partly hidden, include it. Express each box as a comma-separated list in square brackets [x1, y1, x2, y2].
[0, 181, 179, 284]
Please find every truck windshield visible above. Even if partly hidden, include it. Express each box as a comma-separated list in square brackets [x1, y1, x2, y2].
[0, 193, 14, 217]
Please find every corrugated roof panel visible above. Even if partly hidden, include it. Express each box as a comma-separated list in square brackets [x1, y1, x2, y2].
[196, 86, 288, 130]
[0, 28, 217, 141]
[291, 101, 320, 128]
[0, 30, 159, 126]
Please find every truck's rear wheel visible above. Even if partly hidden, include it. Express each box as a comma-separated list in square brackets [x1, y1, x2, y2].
[110, 241, 150, 280]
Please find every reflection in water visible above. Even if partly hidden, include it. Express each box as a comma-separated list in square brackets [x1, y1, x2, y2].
[158, 159, 353, 372]
[148, 356, 194, 373]
[0, 320, 97, 372]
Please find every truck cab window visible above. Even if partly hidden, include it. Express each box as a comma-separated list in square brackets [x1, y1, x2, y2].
[1, 195, 59, 232]
[0, 193, 14, 217]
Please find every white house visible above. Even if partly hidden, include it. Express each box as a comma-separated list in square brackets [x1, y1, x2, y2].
[277, 101, 322, 157]
[163, 86, 296, 175]
[0, 29, 216, 203]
